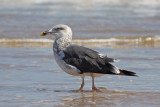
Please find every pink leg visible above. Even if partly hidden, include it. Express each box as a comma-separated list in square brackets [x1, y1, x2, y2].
[76, 77, 85, 92]
[91, 75, 101, 92]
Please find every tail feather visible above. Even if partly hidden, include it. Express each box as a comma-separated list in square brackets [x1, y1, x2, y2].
[118, 69, 137, 76]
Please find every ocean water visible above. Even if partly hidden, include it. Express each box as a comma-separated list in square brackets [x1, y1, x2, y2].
[0, 0, 160, 107]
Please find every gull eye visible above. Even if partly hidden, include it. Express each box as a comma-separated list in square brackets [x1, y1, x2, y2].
[55, 27, 64, 31]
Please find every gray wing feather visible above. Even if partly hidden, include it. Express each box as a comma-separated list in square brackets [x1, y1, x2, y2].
[63, 44, 117, 74]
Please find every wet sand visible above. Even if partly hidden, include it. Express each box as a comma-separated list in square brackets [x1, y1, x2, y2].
[0, 46, 160, 107]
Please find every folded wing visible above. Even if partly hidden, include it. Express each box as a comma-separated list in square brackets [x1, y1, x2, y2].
[62, 44, 118, 74]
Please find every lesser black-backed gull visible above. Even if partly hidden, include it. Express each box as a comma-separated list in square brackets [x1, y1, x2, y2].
[41, 24, 137, 92]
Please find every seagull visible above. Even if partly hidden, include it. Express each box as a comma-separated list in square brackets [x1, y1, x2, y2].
[41, 24, 137, 92]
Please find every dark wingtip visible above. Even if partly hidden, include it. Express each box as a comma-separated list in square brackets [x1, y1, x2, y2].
[119, 69, 138, 77]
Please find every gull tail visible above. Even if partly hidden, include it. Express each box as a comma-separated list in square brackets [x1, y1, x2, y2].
[118, 69, 137, 76]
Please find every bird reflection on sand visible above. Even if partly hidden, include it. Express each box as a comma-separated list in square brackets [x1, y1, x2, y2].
[55, 89, 134, 107]
[37, 88, 134, 107]
[37, 88, 160, 107]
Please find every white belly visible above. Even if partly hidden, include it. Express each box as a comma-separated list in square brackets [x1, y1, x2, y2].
[54, 53, 82, 76]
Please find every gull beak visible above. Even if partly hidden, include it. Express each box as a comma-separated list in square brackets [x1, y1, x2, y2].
[41, 31, 49, 36]
[41, 29, 56, 36]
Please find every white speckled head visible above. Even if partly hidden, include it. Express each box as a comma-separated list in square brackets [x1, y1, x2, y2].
[41, 24, 73, 51]
[48, 24, 72, 40]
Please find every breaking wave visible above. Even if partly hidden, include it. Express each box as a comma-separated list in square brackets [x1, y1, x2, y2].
[0, 35, 160, 48]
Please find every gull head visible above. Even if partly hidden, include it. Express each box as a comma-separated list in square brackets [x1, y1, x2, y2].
[41, 24, 72, 39]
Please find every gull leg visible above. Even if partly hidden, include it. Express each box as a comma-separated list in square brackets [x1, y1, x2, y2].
[91, 75, 101, 92]
[76, 76, 84, 92]
[79, 76, 85, 90]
